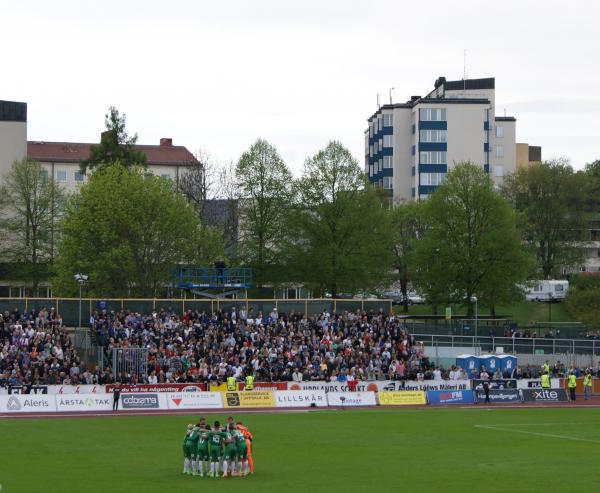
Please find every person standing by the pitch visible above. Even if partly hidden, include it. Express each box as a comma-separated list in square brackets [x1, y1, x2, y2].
[112, 382, 122, 411]
[567, 371, 577, 402]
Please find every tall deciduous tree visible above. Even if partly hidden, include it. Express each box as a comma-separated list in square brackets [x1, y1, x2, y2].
[80, 106, 146, 174]
[291, 141, 392, 297]
[0, 158, 64, 294]
[54, 164, 222, 297]
[390, 201, 425, 312]
[502, 159, 588, 278]
[415, 163, 532, 315]
[235, 139, 293, 288]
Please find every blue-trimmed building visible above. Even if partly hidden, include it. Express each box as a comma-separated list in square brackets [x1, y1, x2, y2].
[364, 76, 520, 202]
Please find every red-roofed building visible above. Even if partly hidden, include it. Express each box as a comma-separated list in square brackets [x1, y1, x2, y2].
[27, 137, 197, 191]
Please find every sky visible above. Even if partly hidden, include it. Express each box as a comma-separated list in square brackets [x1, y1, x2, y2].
[2, 0, 599, 173]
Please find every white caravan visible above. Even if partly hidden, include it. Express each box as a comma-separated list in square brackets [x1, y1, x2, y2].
[524, 280, 569, 301]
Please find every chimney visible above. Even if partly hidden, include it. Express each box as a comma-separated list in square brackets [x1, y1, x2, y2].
[160, 138, 173, 147]
[410, 95, 421, 102]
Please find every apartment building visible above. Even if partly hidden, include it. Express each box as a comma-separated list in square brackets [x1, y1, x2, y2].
[365, 76, 534, 202]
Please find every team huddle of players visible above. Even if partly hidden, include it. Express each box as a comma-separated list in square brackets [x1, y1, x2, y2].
[182, 416, 254, 478]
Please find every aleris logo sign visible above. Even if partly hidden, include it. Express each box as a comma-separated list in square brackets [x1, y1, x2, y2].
[121, 393, 160, 409]
[7, 395, 21, 411]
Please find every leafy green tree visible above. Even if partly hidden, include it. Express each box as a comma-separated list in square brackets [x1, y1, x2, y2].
[415, 163, 532, 316]
[503, 159, 588, 278]
[389, 201, 425, 312]
[0, 158, 64, 294]
[235, 139, 294, 288]
[80, 106, 146, 174]
[54, 164, 222, 297]
[291, 141, 392, 297]
[565, 275, 600, 326]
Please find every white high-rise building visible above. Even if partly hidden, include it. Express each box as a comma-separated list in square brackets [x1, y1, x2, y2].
[364, 76, 519, 202]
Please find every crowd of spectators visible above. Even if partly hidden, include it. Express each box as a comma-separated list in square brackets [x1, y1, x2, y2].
[0, 308, 101, 387]
[3, 305, 600, 387]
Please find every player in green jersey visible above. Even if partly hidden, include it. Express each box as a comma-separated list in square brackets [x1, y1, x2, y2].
[195, 425, 210, 477]
[187, 426, 200, 475]
[182, 424, 194, 474]
[208, 421, 227, 477]
[233, 425, 249, 476]
[222, 424, 238, 477]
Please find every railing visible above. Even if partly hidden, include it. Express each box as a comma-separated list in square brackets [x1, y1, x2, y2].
[412, 333, 600, 356]
[0, 297, 393, 327]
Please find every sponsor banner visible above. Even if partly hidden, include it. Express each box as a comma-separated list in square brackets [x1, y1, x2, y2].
[474, 389, 521, 404]
[8, 385, 48, 394]
[427, 390, 474, 405]
[274, 390, 328, 408]
[49, 385, 101, 395]
[121, 393, 167, 409]
[515, 379, 560, 390]
[106, 383, 205, 393]
[56, 394, 113, 411]
[0, 394, 57, 413]
[520, 388, 569, 403]
[243, 382, 288, 391]
[392, 380, 471, 392]
[222, 391, 275, 408]
[167, 392, 223, 410]
[210, 383, 230, 392]
[326, 392, 377, 407]
[287, 381, 378, 393]
[377, 391, 427, 406]
[473, 379, 517, 390]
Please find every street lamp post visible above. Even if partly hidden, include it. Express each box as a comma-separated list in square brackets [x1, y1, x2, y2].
[471, 295, 478, 343]
[74, 273, 88, 329]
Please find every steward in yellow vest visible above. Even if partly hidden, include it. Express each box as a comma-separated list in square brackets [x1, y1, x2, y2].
[567, 372, 577, 401]
[245, 375, 254, 391]
[227, 376, 237, 391]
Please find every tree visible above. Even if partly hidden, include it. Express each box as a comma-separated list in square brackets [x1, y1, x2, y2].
[415, 163, 532, 315]
[291, 141, 392, 297]
[235, 139, 294, 288]
[179, 150, 217, 218]
[389, 201, 425, 312]
[565, 275, 600, 326]
[54, 164, 222, 297]
[0, 158, 64, 294]
[502, 159, 589, 278]
[80, 106, 146, 174]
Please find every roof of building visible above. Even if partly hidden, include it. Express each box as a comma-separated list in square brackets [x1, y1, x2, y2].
[495, 116, 516, 122]
[367, 98, 490, 122]
[0, 100, 27, 122]
[439, 77, 495, 91]
[27, 139, 197, 166]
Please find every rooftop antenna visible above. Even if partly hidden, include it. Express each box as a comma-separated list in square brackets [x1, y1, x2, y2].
[463, 49, 468, 91]
[377, 93, 380, 109]
[389, 87, 395, 104]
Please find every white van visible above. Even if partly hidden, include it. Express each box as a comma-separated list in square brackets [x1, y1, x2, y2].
[524, 280, 569, 301]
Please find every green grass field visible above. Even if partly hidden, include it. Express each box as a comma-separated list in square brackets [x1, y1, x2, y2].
[1, 408, 599, 493]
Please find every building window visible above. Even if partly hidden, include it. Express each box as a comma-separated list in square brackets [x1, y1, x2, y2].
[383, 176, 393, 189]
[161, 174, 172, 180]
[496, 145, 504, 158]
[420, 172, 445, 186]
[495, 125, 504, 138]
[383, 114, 393, 127]
[419, 108, 447, 121]
[74, 171, 84, 182]
[369, 124, 374, 138]
[494, 165, 504, 178]
[419, 151, 447, 164]
[378, 118, 383, 131]
[483, 131, 488, 143]
[383, 135, 393, 148]
[369, 145, 373, 157]
[383, 156, 392, 168]
[419, 129, 447, 143]
[56, 170, 67, 182]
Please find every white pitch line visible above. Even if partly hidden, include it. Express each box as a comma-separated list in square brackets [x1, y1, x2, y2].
[474, 424, 600, 444]
[475, 423, 587, 426]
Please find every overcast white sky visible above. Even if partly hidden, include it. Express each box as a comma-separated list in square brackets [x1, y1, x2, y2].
[2, 0, 599, 173]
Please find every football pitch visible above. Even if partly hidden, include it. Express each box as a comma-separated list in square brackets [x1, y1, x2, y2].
[1, 407, 599, 493]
